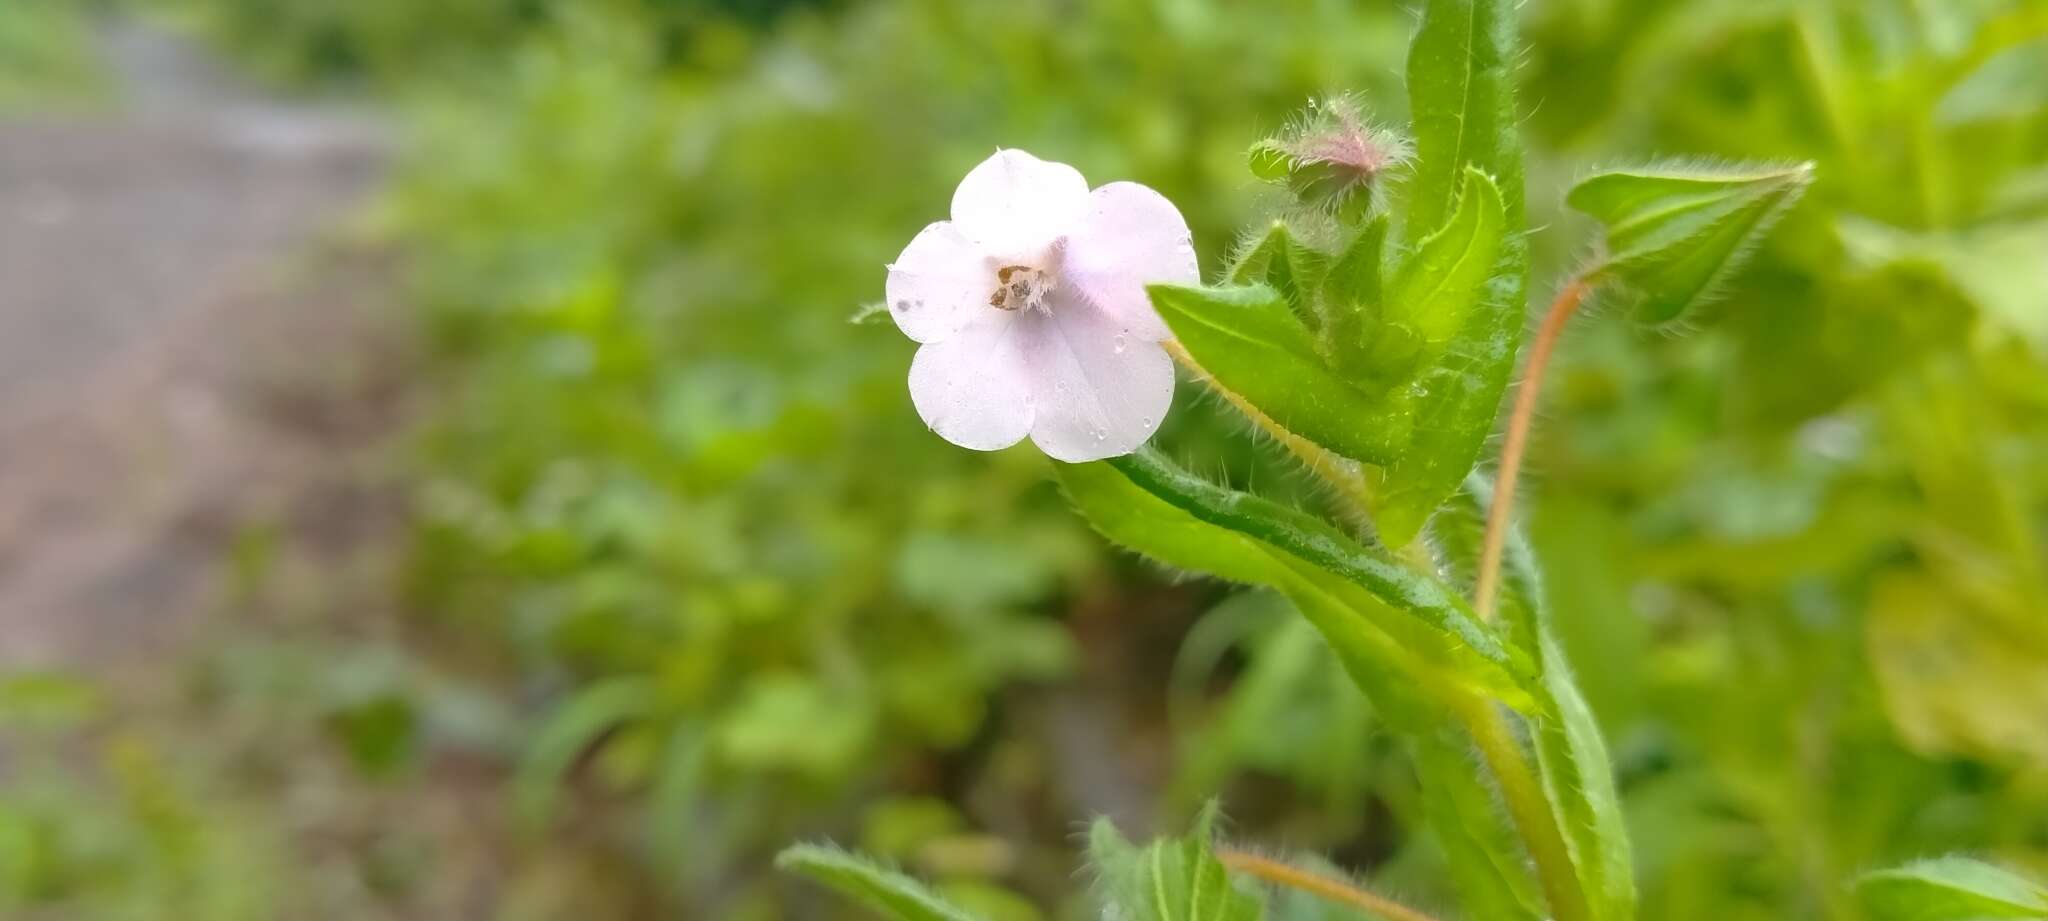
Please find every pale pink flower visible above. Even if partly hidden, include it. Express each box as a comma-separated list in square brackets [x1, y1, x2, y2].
[886, 150, 1198, 462]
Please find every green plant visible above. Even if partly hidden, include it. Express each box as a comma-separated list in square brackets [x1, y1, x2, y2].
[780, 0, 1822, 916]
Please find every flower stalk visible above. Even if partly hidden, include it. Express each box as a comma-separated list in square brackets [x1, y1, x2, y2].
[1473, 276, 1592, 622]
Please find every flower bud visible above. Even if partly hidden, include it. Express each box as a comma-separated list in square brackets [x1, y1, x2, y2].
[1248, 95, 1410, 225]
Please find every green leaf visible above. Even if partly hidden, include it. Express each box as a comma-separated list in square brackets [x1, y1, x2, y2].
[1379, 0, 1530, 547]
[1408, 723, 1549, 921]
[514, 675, 661, 829]
[1085, 806, 1262, 921]
[1317, 216, 1388, 379]
[1440, 478, 1637, 921]
[1225, 221, 1328, 332]
[1086, 452, 1534, 706]
[1149, 283, 1409, 466]
[1054, 455, 1290, 587]
[1376, 168, 1506, 381]
[1061, 458, 1549, 919]
[1567, 161, 1814, 324]
[1856, 857, 2048, 921]
[1268, 579, 1546, 921]
[1525, 630, 1635, 921]
[777, 844, 985, 921]
[1404, 0, 1523, 237]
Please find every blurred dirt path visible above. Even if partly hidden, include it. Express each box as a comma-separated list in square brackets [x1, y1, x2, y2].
[0, 21, 395, 667]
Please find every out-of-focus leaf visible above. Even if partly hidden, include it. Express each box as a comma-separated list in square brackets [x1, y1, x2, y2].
[1855, 857, 2048, 921]
[1084, 805, 1262, 921]
[933, 880, 1042, 921]
[1376, 168, 1506, 381]
[715, 673, 873, 777]
[647, 725, 712, 890]
[893, 532, 1060, 611]
[1837, 216, 2048, 351]
[1378, 0, 1530, 547]
[1569, 161, 1814, 324]
[776, 844, 984, 921]
[1866, 573, 2048, 764]
[0, 671, 103, 730]
[1149, 284, 1409, 466]
[326, 693, 419, 779]
[513, 675, 660, 829]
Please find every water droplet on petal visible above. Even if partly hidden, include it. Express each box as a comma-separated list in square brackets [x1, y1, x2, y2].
[1112, 332, 1127, 354]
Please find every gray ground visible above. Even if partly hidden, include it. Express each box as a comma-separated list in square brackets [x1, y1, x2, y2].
[0, 22, 392, 667]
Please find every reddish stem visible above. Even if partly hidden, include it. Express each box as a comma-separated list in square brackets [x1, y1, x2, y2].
[1474, 277, 1592, 622]
[1218, 849, 1443, 921]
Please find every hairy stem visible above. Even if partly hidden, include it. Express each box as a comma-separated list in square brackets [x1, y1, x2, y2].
[1218, 849, 1443, 921]
[1457, 697, 1590, 921]
[1164, 339, 1376, 528]
[1473, 277, 1590, 622]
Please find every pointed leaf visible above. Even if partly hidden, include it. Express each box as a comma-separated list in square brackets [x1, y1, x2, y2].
[1856, 857, 2048, 921]
[1062, 459, 1547, 919]
[1379, 0, 1530, 546]
[1375, 168, 1506, 384]
[1150, 283, 1409, 465]
[1075, 452, 1535, 706]
[777, 844, 985, 921]
[1404, 0, 1523, 237]
[1268, 567, 1547, 921]
[1408, 723, 1550, 921]
[1568, 162, 1814, 324]
[1318, 216, 1389, 379]
[1438, 478, 1637, 921]
[1226, 221, 1328, 331]
[1389, 169, 1506, 346]
[1054, 455, 1289, 588]
[1086, 808, 1262, 921]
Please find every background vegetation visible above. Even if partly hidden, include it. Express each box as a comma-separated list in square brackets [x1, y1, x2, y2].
[1, 0, 2043, 919]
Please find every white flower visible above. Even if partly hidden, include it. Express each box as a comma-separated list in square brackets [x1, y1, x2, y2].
[885, 149, 1198, 463]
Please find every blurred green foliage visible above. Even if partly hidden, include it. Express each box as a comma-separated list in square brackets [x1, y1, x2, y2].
[4, 0, 2045, 918]
[0, 0, 109, 108]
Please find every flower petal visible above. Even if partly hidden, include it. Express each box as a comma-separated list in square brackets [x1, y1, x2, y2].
[950, 149, 1089, 262]
[908, 315, 1035, 452]
[886, 221, 988, 343]
[1020, 298, 1175, 463]
[1064, 181, 1200, 341]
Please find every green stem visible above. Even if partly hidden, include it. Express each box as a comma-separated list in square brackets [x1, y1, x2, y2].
[1457, 697, 1590, 921]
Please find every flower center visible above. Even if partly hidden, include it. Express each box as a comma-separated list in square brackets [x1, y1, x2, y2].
[988, 264, 1055, 313]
